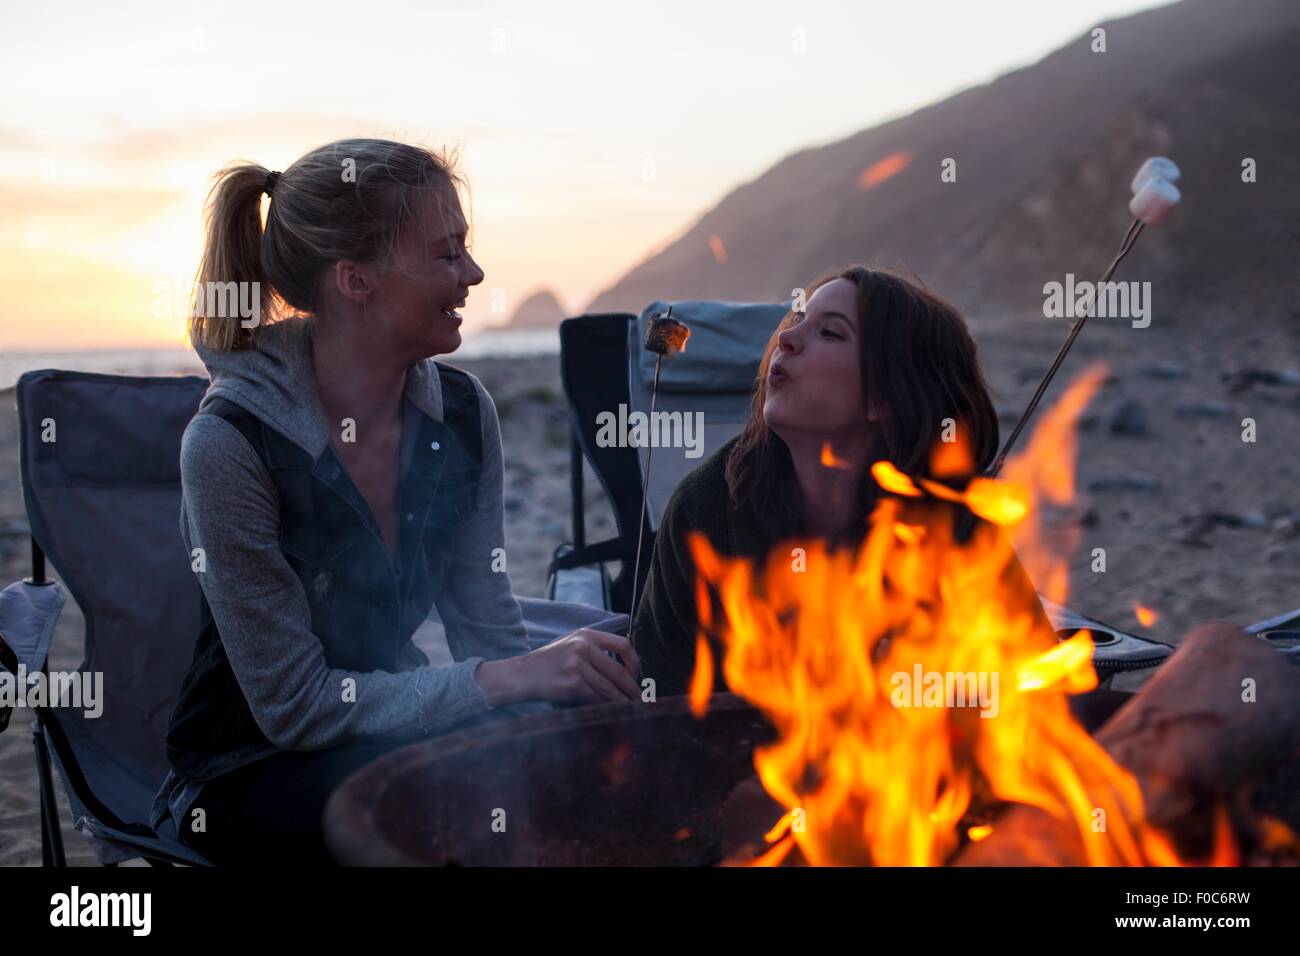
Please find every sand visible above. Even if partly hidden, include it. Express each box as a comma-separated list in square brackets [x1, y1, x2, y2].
[2, 324, 1297, 866]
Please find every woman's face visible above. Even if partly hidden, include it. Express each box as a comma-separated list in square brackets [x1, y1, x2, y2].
[368, 183, 485, 357]
[763, 277, 875, 443]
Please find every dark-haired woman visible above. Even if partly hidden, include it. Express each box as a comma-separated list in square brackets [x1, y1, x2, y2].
[633, 266, 1050, 696]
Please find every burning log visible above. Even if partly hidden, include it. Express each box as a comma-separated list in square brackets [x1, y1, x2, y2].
[955, 622, 1300, 865]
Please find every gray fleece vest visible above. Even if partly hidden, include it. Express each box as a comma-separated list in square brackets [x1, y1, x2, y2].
[165, 363, 483, 781]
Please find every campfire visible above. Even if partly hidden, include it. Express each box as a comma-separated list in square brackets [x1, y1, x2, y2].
[325, 366, 1300, 866]
[688, 364, 1300, 867]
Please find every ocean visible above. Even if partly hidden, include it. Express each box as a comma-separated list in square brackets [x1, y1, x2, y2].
[0, 328, 560, 391]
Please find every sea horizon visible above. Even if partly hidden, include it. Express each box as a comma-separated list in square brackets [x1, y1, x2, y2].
[0, 327, 560, 391]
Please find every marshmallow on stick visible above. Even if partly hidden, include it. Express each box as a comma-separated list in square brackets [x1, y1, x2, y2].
[644, 309, 691, 355]
[628, 306, 691, 647]
[1130, 156, 1180, 194]
[985, 155, 1182, 480]
[1129, 177, 1181, 226]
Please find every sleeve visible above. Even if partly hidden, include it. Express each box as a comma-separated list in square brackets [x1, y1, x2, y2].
[433, 375, 531, 666]
[632, 485, 707, 698]
[180, 414, 490, 750]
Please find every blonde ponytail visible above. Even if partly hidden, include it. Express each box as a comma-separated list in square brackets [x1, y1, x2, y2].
[189, 139, 465, 352]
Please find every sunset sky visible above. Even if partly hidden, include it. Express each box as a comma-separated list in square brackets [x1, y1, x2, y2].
[0, 0, 1162, 351]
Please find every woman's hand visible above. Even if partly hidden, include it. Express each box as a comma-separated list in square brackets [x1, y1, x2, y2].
[474, 629, 642, 706]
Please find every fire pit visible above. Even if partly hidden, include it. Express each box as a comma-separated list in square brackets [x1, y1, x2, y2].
[325, 622, 1300, 867]
[324, 694, 773, 865]
[323, 689, 1131, 866]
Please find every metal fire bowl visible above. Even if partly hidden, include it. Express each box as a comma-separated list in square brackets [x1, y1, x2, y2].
[324, 690, 1134, 866]
[324, 694, 776, 866]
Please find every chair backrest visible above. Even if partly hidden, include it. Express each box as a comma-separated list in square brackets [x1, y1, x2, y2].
[557, 302, 788, 611]
[17, 370, 207, 815]
[558, 313, 643, 610]
[625, 300, 789, 531]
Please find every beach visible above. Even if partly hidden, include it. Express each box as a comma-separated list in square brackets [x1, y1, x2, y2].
[2, 316, 1298, 866]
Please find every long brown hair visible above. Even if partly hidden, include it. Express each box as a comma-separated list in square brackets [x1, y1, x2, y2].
[189, 138, 469, 352]
[725, 265, 1000, 541]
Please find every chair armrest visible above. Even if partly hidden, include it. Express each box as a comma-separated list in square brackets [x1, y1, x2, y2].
[0, 579, 66, 734]
[547, 563, 610, 609]
[0, 578, 66, 673]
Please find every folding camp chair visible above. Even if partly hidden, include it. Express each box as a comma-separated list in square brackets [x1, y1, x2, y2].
[546, 312, 645, 612]
[0, 368, 634, 867]
[544, 299, 1297, 684]
[0, 370, 214, 865]
[546, 301, 798, 613]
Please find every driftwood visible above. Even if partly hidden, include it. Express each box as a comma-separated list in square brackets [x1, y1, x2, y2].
[956, 622, 1300, 865]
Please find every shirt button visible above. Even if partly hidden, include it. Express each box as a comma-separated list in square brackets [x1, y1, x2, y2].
[406, 513, 414, 521]
[430, 441, 440, 450]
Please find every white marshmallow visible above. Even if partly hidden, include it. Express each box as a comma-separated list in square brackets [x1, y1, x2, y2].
[1131, 157, 1181, 195]
[1129, 177, 1181, 226]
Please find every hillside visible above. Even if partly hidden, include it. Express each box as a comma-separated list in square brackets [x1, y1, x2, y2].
[586, 0, 1300, 328]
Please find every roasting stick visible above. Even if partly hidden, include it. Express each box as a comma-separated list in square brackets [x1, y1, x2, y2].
[627, 307, 692, 648]
[986, 218, 1143, 478]
[951, 158, 1181, 542]
[628, 354, 662, 641]
[987, 158, 1182, 480]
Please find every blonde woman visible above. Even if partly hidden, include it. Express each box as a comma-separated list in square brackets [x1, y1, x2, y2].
[151, 139, 639, 864]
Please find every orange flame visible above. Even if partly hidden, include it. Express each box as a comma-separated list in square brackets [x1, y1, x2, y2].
[708, 235, 728, 264]
[750, 833, 797, 867]
[1135, 604, 1159, 628]
[871, 461, 922, 497]
[1140, 804, 1239, 866]
[930, 424, 975, 477]
[688, 634, 714, 717]
[821, 442, 851, 470]
[688, 364, 1226, 866]
[1258, 815, 1300, 854]
[857, 151, 913, 190]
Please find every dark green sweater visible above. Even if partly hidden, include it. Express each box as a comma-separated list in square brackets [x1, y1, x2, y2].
[632, 435, 765, 698]
[632, 435, 1055, 699]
